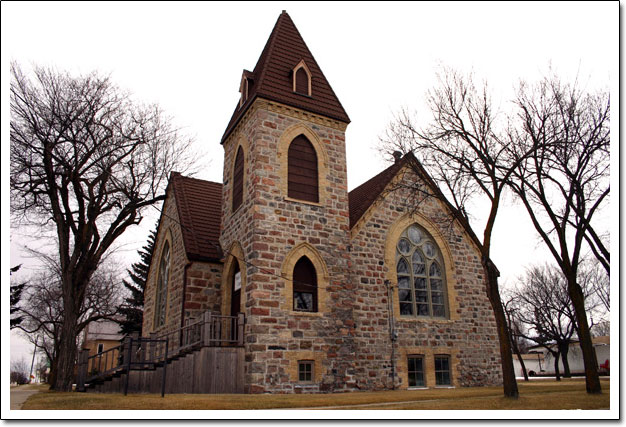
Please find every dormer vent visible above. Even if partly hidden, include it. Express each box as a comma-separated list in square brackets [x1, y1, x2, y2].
[292, 60, 312, 97]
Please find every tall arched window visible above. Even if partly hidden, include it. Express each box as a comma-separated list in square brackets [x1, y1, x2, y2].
[396, 224, 448, 318]
[232, 146, 244, 211]
[293, 256, 317, 312]
[154, 242, 171, 327]
[288, 135, 318, 203]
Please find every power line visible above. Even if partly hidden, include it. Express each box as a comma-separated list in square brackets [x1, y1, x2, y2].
[150, 203, 324, 293]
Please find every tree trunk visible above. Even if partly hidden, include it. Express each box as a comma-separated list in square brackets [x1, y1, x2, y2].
[553, 350, 561, 381]
[54, 308, 80, 392]
[515, 347, 529, 381]
[47, 357, 58, 389]
[567, 275, 602, 393]
[484, 260, 519, 398]
[558, 342, 571, 378]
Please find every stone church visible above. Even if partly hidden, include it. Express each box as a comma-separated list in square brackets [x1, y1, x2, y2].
[141, 11, 501, 393]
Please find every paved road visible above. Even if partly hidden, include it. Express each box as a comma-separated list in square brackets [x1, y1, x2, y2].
[10, 384, 43, 410]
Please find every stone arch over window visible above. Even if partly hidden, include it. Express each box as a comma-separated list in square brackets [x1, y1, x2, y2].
[281, 242, 329, 314]
[154, 231, 173, 328]
[232, 145, 245, 212]
[277, 123, 329, 205]
[292, 60, 312, 96]
[384, 213, 458, 321]
[221, 242, 247, 317]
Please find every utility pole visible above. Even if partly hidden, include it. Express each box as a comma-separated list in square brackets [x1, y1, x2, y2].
[28, 336, 38, 383]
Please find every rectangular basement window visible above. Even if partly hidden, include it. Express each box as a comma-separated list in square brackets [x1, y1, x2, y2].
[434, 355, 452, 386]
[298, 360, 314, 383]
[407, 355, 425, 387]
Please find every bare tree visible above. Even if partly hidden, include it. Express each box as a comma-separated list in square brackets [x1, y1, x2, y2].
[12, 256, 122, 387]
[502, 293, 529, 381]
[513, 264, 584, 378]
[381, 68, 535, 397]
[507, 74, 609, 393]
[11, 358, 30, 385]
[10, 62, 195, 391]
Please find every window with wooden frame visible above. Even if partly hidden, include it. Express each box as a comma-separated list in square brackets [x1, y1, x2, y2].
[293, 256, 317, 312]
[298, 360, 314, 382]
[97, 343, 104, 354]
[232, 146, 244, 211]
[154, 241, 171, 328]
[407, 355, 425, 387]
[434, 355, 452, 386]
[396, 224, 448, 318]
[288, 135, 319, 203]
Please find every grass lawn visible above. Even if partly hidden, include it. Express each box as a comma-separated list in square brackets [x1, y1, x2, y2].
[21, 378, 610, 411]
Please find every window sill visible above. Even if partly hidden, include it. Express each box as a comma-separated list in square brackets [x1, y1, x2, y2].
[284, 196, 323, 207]
[434, 385, 455, 389]
[288, 310, 324, 318]
[407, 386, 428, 390]
[396, 316, 453, 323]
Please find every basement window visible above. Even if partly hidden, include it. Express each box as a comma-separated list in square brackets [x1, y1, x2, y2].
[434, 355, 452, 386]
[298, 360, 314, 383]
[407, 355, 425, 387]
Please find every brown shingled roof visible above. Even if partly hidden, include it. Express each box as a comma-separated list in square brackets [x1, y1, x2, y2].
[221, 11, 350, 144]
[348, 153, 486, 257]
[169, 172, 223, 262]
[348, 159, 405, 229]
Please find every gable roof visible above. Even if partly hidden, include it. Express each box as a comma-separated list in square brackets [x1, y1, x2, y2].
[169, 172, 223, 262]
[347, 153, 485, 256]
[221, 11, 350, 144]
[348, 159, 405, 229]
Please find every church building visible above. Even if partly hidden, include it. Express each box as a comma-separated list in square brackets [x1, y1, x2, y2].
[141, 11, 502, 393]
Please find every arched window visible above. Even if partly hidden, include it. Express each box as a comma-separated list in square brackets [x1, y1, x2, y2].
[232, 146, 244, 211]
[154, 242, 171, 327]
[231, 262, 241, 315]
[396, 224, 448, 318]
[295, 68, 309, 95]
[293, 256, 317, 312]
[288, 135, 318, 203]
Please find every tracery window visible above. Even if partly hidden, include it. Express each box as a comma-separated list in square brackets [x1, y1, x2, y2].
[154, 241, 171, 327]
[396, 224, 448, 318]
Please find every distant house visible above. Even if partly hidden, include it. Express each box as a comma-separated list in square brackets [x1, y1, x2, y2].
[82, 319, 124, 373]
[512, 353, 545, 377]
[517, 336, 610, 377]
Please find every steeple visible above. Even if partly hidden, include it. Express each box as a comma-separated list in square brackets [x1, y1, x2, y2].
[221, 11, 350, 143]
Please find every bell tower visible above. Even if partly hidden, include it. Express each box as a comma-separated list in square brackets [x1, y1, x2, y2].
[219, 11, 355, 393]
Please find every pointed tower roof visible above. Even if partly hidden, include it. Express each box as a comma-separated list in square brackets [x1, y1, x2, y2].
[221, 11, 350, 143]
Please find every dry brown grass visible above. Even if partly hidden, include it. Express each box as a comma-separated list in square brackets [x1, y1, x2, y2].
[21, 378, 610, 411]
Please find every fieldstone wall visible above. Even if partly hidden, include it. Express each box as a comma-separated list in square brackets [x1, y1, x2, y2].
[143, 191, 188, 338]
[349, 169, 502, 390]
[220, 99, 356, 393]
[143, 191, 223, 340]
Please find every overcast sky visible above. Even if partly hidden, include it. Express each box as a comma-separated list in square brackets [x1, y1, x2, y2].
[2, 2, 617, 369]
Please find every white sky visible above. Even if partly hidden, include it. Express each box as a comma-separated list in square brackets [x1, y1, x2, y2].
[2, 1, 618, 388]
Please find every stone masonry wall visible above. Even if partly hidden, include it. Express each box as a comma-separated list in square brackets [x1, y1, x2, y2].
[350, 169, 502, 390]
[220, 99, 355, 393]
[184, 261, 223, 321]
[143, 191, 188, 338]
[143, 191, 224, 340]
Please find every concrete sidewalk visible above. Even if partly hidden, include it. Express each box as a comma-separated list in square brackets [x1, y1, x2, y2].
[10, 384, 44, 410]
